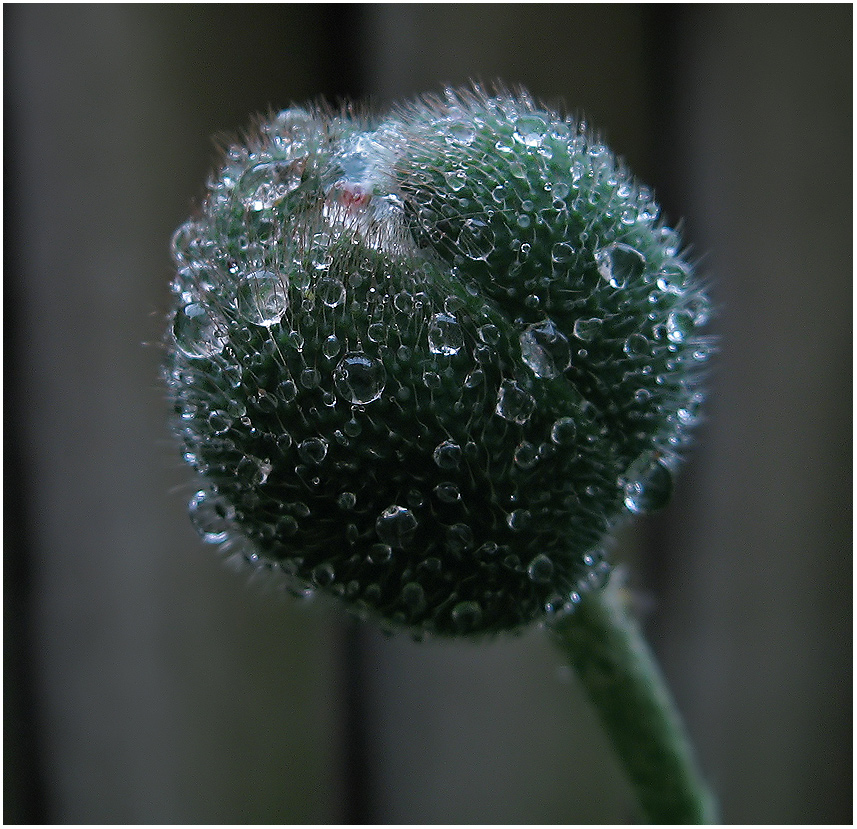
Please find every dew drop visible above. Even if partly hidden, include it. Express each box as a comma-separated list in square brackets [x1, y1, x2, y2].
[334, 352, 386, 405]
[447, 523, 474, 553]
[572, 317, 602, 342]
[317, 276, 346, 308]
[323, 334, 341, 359]
[551, 241, 576, 264]
[279, 378, 298, 403]
[506, 509, 532, 531]
[446, 122, 476, 145]
[527, 554, 554, 584]
[298, 437, 328, 465]
[367, 322, 387, 343]
[623, 333, 649, 356]
[621, 454, 674, 514]
[301, 368, 321, 389]
[666, 309, 696, 343]
[276, 515, 299, 537]
[208, 410, 233, 434]
[513, 114, 547, 147]
[422, 370, 441, 389]
[550, 416, 577, 446]
[519, 319, 572, 379]
[236, 270, 289, 326]
[367, 543, 393, 565]
[433, 440, 462, 469]
[172, 303, 225, 358]
[428, 313, 464, 356]
[434, 482, 461, 503]
[495, 380, 536, 424]
[239, 160, 303, 210]
[312, 562, 336, 587]
[514, 441, 541, 469]
[478, 324, 501, 345]
[375, 505, 418, 549]
[451, 600, 482, 632]
[188, 490, 236, 543]
[238, 455, 272, 486]
[337, 491, 357, 510]
[594, 242, 646, 289]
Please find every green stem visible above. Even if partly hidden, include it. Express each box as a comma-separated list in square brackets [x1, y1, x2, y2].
[548, 575, 718, 824]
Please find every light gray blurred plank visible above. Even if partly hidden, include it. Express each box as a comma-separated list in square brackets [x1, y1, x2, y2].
[659, 6, 851, 823]
[9, 6, 344, 822]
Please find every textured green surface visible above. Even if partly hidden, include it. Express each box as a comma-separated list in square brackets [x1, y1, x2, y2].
[164, 87, 712, 636]
[551, 577, 717, 823]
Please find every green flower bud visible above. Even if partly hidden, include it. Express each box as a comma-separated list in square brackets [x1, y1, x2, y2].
[165, 86, 712, 637]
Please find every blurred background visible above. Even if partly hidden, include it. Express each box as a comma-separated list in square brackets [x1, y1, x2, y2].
[5, 4, 851, 824]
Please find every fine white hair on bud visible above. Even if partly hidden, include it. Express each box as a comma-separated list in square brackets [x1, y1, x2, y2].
[165, 85, 713, 637]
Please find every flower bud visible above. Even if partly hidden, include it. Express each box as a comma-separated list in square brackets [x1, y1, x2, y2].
[165, 87, 712, 636]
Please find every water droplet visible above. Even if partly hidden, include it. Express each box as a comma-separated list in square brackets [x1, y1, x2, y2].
[312, 562, 336, 587]
[172, 303, 225, 358]
[519, 319, 572, 379]
[551, 417, 577, 446]
[334, 352, 386, 405]
[495, 380, 536, 424]
[621, 454, 674, 514]
[572, 317, 602, 342]
[375, 505, 418, 549]
[317, 276, 346, 308]
[428, 313, 464, 356]
[666, 309, 696, 343]
[478, 324, 501, 345]
[447, 523, 474, 553]
[208, 410, 233, 434]
[552, 180, 570, 201]
[238, 455, 272, 486]
[239, 160, 303, 210]
[433, 440, 462, 469]
[464, 369, 484, 388]
[451, 600, 482, 632]
[301, 368, 321, 389]
[514, 441, 540, 469]
[276, 515, 299, 537]
[506, 509, 532, 531]
[298, 437, 328, 465]
[367, 543, 393, 564]
[170, 220, 206, 266]
[279, 378, 298, 403]
[434, 482, 461, 503]
[527, 554, 554, 583]
[188, 490, 236, 543]
[551, 241, 576, 264]
[623, 333, 649, 356]
[516, 213, 531, 229]
[337, 491, 357, 510]
[236, 270, 289, 326]
[422, 370, 441, 389]
[446, 121, 476, 145]
[367, 322, 387, 343]
[513, 114, 547, 147]
[323, 334, 341, 359]
[595, 242, 646, 288]
[445, 169, 467, 191]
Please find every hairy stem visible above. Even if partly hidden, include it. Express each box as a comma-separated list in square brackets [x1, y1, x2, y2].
[548, 576, 717, 824]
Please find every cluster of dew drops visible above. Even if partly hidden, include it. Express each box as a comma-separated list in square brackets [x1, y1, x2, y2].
[166, 88, 713, 631]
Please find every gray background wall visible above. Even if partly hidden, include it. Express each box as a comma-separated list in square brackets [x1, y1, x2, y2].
[6, 5, 851, 824]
